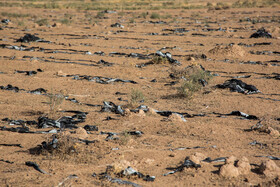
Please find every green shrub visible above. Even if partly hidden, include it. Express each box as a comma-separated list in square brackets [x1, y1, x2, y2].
[150, 12, 160, 19]
[129, 89, 145, 107]
[35, 18, 49, 26]
[175, 65, 212, 99]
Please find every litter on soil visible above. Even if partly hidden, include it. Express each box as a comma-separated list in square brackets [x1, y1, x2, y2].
[25, 161, 50, 174]
[250, 28, 272, 38]
[216, 79, 260, 94]
[163, 157, 201, 176]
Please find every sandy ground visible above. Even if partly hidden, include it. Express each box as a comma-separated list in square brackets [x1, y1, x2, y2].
[0, 4, 280, 187]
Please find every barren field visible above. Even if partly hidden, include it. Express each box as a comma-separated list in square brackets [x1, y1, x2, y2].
[0, 1, 280, 186]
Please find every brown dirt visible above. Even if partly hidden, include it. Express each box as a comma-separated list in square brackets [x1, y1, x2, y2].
[0, 3, 280, 187]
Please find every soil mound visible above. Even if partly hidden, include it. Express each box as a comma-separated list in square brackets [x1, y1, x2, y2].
[208, 44, 246, 57]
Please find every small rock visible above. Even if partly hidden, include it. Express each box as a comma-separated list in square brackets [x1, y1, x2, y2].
[190, 152, 207, 164]
[112, 160, 132, 173]
[259, 160, 280, 178]
[56, 70, 67, 77]
[266, 127, 280, 137]
[187, 57, 195, 61]
[137, 109, 146, 117]
[52, 22, 61, 28]
[147, 107, 157, 115]
[73, 127, 88, 139]
[237, 157, 251, 175]
[169, 113, 184, 122]
[220, 163, 240, 178]
[124, 108, 131, 116]
[226, 156, 237, 164]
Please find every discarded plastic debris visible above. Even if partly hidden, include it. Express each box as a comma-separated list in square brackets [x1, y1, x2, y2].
[255, 156, 280, 160]
[122, 166, 155, 182]
[216, 79, 260, 94]
[261, 73, 280, 80]
[28, 88, 47, 95]
[169, 146, 206, 151]
[214, 111, 258, 120]
[16, 34, 41, 43]
[126, 131, 144, 136]
[25, 161, 49, 174]
[250, 121, 263, 131]
[228, 111, 258, 120]
[78, 139, 97, 145]
[250, 28, 272, 38]
[0, 159, 14, 164]
[97, 59, 113, 66]
[163, 157, 201, 176]
[15, 70, 37, 76]
[0, 126, 30, 133]
[101, 131, 119, 141]
[57, 174, 78, 187]
[202, 157, 227, 163]
[148, 21, 166, 24]
[103, 116, 118, 121]
[38, 114, 86, 129]
[15, 69, 43, 76]
[84, 125, 98, 131]
[0, 143, 23, 148]
[0, 84, 21, 92]
[162, 28, 189, 33]
[101, 101, 124, 115]
[249, 140, 267, 147]
[96, 165, 154, 187]
[111, 23, 124, 28]
[1, 19, 10, 24]
[65, 74, 137, 84]
[155, 51, 181, 65]
[100, 174, 141, 187]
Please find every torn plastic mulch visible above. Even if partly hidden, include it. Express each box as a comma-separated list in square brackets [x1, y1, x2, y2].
[95, 165, 155, 187]
[64, 74, 137, 84]
[101, 101, 125, 115]
[163, 157, 201, 176]
[38, 112, 87, 129]
[213, 111, 259, 120]
[250, 28, 272, 38]
[216, 79, 260, 94]
[16, 34, 49, 43]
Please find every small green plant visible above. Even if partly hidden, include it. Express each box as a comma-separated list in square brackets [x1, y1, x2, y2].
[47, 91, 64, 118]
[35, 18, 49, 26]
[150, 56, 169, 64]
[95, 11, 105, 19]
[150, 12, 160, 19]
[129, 89, 145, 107]
[214, 2, 230, 10]
[1, 12, 30, 18]
[119, 130, 131, 145]
[129, 17, 135, 23]
[17, 20, 25, 27]
[139, 12, 148, 19]
[161, 13, 172, 19]
[59, 18, 71, 25]
[175, 65, 212, 99]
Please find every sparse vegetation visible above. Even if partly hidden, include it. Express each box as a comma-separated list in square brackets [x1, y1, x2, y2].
[174, 65, 212, 99]
[232, 0, 280, 8]
[150, 12, 161, 19]
[1, 12, 30, 18]
[150, 56, 169, 64]
[47, 91, 64, 118]
[35, 18, 49, 26]
[95, 11, 105, 19]
[59, 18, 71, 25]
[129, 89, 145, 107]
[119, 130, 131, 145]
